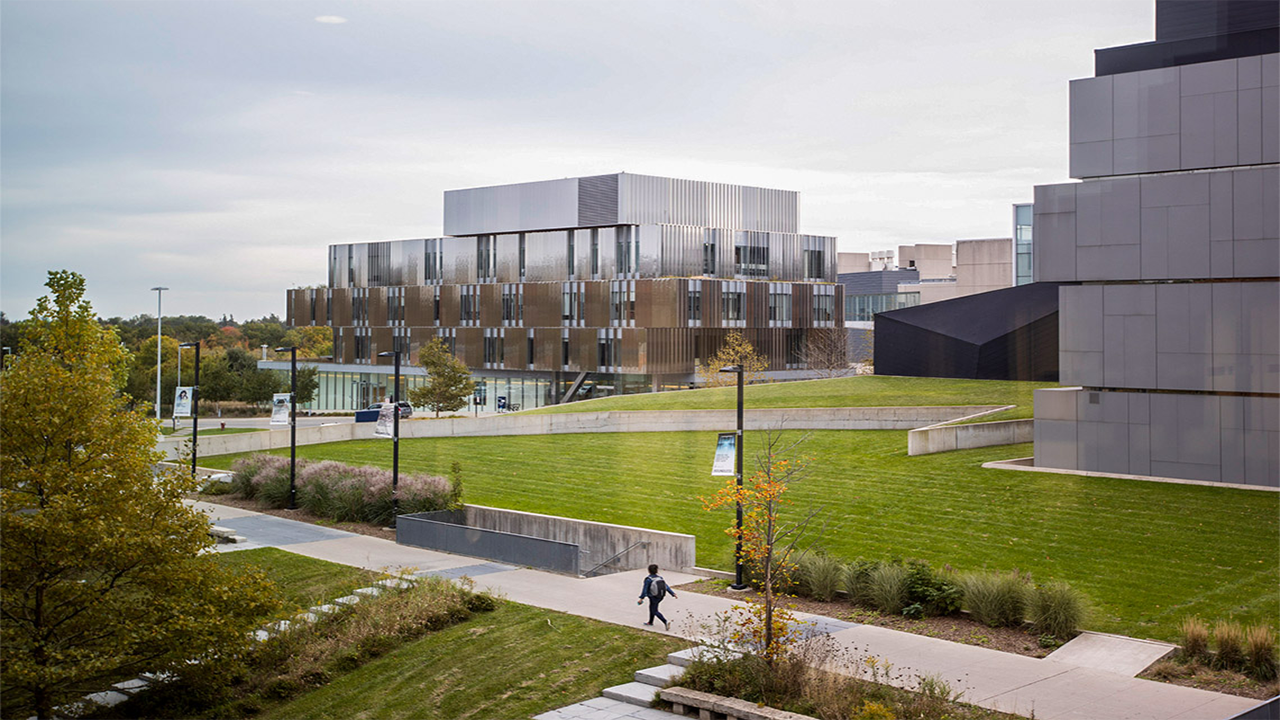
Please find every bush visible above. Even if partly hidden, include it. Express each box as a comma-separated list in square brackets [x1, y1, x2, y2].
[797, 553, 845, 602]
[903, 560, 962, 617]
[233, 454, 455, 525]
[1027, 581, 1087, 640]
[1245, 625, 1277, 681]
[843, 559, 881, 607]
[1179, 617, 1209, 660]
[959, 571, 1027, 628]
[866, 563, 909, 615]
[1213, 620, 1246, 670]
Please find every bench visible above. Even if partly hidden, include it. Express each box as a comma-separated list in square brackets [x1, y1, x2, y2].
[660, 687, 815, 720]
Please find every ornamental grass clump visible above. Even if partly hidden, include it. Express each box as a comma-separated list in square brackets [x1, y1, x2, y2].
[1027, 581, 1087, 640]
[1245, 625, 1277, 681]
[230, 454, 456, 525]
[843, 559, 880, 608]
[960, 570, 1028, 628]
[1179, 617, 1209, 660]
[797, 553, 846, 603]
[866, 563, 910, 615]
[1213, 620, 1246, 670]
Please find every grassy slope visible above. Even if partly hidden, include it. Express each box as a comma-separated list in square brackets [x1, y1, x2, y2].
[203, 432, 1279, 642]
[258, 602, 684, 720]
[213, 547, 380, 611]
[522, 376, 1053, 418]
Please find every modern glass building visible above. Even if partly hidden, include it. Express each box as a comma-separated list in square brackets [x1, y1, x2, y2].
[1013, 203, 1034, 286]
[279, 173, 843, 411]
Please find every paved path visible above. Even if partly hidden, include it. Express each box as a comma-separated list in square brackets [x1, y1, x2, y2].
[196, 502, 1259, 720]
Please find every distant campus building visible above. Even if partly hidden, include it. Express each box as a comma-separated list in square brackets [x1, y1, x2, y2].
[281, 173, 843, 411]
[1033, 0, 1279, 486]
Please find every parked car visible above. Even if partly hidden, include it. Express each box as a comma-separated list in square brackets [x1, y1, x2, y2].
[366, 401, 413, 419]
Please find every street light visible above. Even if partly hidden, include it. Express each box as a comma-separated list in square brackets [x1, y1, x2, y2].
[175, 344, 183, 431]
[719, 363, 747, 590]
[178, 342, 201, 480]
[151, 287, 168, 422]
[274, 346, 299, 509]
[377, 349, 401, 524]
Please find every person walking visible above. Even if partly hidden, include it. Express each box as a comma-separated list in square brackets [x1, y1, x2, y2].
[637, 563, 677, 630]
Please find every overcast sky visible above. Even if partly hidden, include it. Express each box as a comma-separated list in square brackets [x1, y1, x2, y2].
[1, 0, 1154, 321]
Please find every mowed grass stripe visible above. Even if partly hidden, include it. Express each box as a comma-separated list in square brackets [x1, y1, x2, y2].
[202, 430, 1278, 641]
[522, 375, 1052, 416]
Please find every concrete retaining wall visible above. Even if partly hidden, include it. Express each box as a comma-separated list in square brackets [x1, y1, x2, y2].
[908, 419, 1034, 455]
[464, 505, 696, 576]
[396, 504, 696, 577]
[397, 509, 581, 575]
[161, 405, 1002, 460]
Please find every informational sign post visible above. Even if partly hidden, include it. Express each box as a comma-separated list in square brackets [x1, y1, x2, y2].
[711, 432, 737, 476]
[270, 393, 292, 426]
[374, 402, 395, 439]
[173, 387, 193, 418]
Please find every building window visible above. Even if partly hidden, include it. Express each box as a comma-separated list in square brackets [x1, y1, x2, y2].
[768, 286, 791, 323]
[561, 333, 570, 368]
[460, 285, 479, 325]
[483, 330, 504, 367]
[502, 284, 523, 325]
[527, 330, 535, 368]
[352, 289, 368, 325]
[354, 330, 370, 363]
[567, 233, 575, 278]
[561, 283, 583, 324]
[518, 233, 526, 279]
[388, 288, 405, 325]
[803, 248, 825, 281]
[722, 288, 744, 322]
[477, 235, 496, 281]
[617, 227, 636, 276]
[610, 280, 635, 326]
[734, 232, 768, 277]
[425, 239, 441, 283]
[687, 281, 702, 324]
[590, 229, 600, 277]
[347, 245, 355, 285]
[432, 289, 440, 324]
[813, 290, 835, 324]
[1014, 203, 1034, 286]
[702, 238, 716, 276]
[597, 331, 618, 369]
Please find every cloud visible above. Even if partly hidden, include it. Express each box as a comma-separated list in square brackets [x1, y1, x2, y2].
[314, 15, 347, 24]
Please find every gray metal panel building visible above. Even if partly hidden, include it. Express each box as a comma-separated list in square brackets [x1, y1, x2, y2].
[1032, 2, 1279, 487]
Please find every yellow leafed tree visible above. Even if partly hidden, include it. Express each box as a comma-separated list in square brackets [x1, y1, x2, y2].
[0, 271, 280, 719]
[697, 331, 768, 387]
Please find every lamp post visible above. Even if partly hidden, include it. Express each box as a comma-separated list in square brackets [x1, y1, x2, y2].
[150, 287, 168, 422]
[178, 342, 200, 479]
[719, 364, 747, 590]
[274, 346, 299, 509]
[377, 349, 401, 523]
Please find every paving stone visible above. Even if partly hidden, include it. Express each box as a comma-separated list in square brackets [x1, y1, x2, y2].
[377, 578, 415, 589]
[634, 664, 684, 686]
[296, 612, 320, 623]
[602, 681, 661, 707]
[334, 595, 361, 606]
[310, 604, 339, 614]
[84, 691, 129, 708]
[112, 678, 149, 693]
[253, 629, 271, 642]
[354, 586, 382, 597]
[270, 620, 292, 633]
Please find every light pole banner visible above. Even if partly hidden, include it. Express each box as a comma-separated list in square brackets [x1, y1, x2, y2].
[712, 432, 736, 476]
[173, 387, 193, 418]
[271, 393, 292, 425]
[374, 404, 395, 439]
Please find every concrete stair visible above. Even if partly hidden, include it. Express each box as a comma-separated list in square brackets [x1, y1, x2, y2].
[600, 651, 690, 708]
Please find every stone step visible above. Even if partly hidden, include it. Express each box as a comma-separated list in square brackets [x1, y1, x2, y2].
[635, 663, 684, 687]
[667, 646, 742, 667]
[602, 681, 661, 707]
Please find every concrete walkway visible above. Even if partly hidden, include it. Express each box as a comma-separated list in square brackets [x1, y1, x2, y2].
[195, 501, 1258, 720]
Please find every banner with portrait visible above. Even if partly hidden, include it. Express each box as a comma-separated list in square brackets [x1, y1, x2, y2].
[173, 387, 193, 418]
[271, 393, 292, 425]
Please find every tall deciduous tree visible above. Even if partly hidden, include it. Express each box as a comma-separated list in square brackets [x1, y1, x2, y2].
[799, 328, 852, 379]
[697, 331, 768, 387]
[408, 337, 475, 417]
[0, 271, 279, 719]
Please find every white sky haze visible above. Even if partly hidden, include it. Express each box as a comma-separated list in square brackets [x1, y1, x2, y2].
[1, 0, 1154, 320]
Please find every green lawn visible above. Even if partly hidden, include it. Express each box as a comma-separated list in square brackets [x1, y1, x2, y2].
[202, 431, 1279, 642]
[213, 547, 381, 611]
[523, 376, 1053, 418]
[258, 602, 683, 720]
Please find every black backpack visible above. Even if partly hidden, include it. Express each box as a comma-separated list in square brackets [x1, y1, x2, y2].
[648, 575, 666, 598]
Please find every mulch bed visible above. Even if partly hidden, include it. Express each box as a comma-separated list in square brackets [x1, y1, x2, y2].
[1140, 658, 1279, 700]
[674, 578, 1058, 658]
[193, 493, 397, 542]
